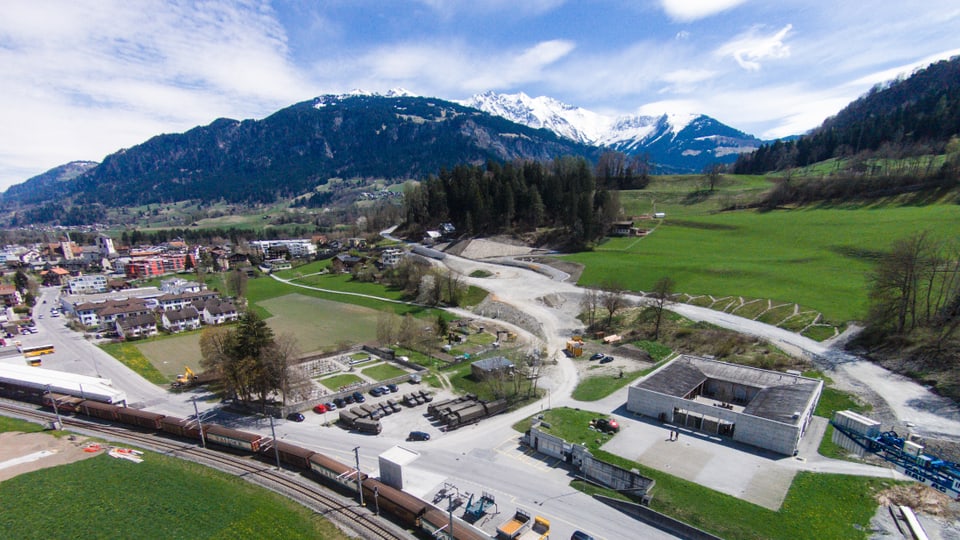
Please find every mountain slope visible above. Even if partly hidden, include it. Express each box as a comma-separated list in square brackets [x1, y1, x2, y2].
[3, 161, 98, 206]
[460, 92, 764, 172]
[3, 94, 598, 208]
[735, 55, 960, 173]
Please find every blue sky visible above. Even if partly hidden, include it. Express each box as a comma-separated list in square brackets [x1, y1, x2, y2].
[2, 0, 958, 191]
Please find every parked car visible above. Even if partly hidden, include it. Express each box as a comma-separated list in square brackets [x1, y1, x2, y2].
[386, 383, 399, 393]
[324, 401, 337, 411]
[589, 352, 604, 360]
[286, 412, 305, 422]
[352, 391, 366, 403]
[377, 385, 391, 395]
[370, 387, 383, 397]
[333, 397, 346, 408]
[600, 355, 614, 364]
[571, 531, 595, 540]
[594, 418, 619, 433]
[407, 431, 430, 441]
[312, 404, 327, 414]
[344, 394, 355, 404]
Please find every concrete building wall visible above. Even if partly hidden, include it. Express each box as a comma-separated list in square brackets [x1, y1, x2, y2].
[627, 386, 810, 455]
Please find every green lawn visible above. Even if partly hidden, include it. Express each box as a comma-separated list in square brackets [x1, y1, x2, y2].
[0, 438, 346, 539]
[98, 341, 168, 384]
[318, 373, 364, 391]
[566, 202, 960, 322]
[258, 293, 380, 352]
[361, 363, 408, 381]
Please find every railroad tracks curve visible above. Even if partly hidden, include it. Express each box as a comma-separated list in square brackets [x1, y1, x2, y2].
[0, 402, 410, 540]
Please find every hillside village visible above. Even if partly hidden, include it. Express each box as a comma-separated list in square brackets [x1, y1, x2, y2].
[0, 230, 433, 342]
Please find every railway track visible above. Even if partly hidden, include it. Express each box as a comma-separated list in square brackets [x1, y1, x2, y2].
[0, 401, 411, 540]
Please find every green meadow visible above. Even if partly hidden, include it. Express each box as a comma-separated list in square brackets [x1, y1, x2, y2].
[567, 177, 960, 323]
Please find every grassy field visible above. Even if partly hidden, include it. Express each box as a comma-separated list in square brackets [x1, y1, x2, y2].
[259, 293, 380, 352]
[0, 441, 347, 539]
[135, 332, 203, 380]
[516, 407, 904, 540]
[567, 183, 960, 322]
[98, 341, 169, 384]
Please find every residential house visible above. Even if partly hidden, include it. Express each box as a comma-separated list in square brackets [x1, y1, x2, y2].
[160, 277, 205, 295]
[202, 299, 238, 325]
[115, 313, 158, 339]
[161, 307, 202, 333]
[40, 266, 71, 287]
[0, 284, 22, 306]
[331, 253, 364, 273]
[380, 248, 403, 268]
[74, 298, 152, 329]
[156, 290, 219, 312]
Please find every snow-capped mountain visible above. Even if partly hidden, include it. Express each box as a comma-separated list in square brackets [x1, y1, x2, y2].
[459, 92, 764, 172]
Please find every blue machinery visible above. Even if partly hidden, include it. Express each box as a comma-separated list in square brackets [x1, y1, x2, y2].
[464, 491, 496, 520]
[830, 420, 960, 499]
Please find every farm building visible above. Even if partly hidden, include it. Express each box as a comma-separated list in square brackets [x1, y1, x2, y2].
[626, 355, 822, 455]
[470, 356, 514, 380]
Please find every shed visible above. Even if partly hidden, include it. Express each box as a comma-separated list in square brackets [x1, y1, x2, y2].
[470, 356, 514, 380]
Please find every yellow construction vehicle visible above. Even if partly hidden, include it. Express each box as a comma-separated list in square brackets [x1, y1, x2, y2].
[173, 366, 198, 388]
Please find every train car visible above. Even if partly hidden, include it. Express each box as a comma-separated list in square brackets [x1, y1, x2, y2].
[420, 506, 490, 540]
[260, 440, 315, 470]
[361, 477, 428, 528]
[159, 415, 202, 440]
[204, 424, 268, 453]
[353, 417, 382, 434]
[427, 397, 461, 416]
[79, 400, 121, 422]
[308, 452, 366, 490]
[116, 407, 166, 430]
[438, 400, 480, 422]
[42, 391, 85, 413]
[0, 380, 46, 404]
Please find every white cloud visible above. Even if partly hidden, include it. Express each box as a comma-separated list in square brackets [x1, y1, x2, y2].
[0, 0, 313, 189]
[660, 0, 748, 22]
[340, 39, 576, 95]
[715, 24, 792, 71]
[845, 47, 960, 88]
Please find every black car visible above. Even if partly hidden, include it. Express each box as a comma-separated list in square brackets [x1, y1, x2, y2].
[589, 352, 604, 360]
[594, 418, 620, 433]
[286, 412, 305, 422]
[407, 431, 430, 441]
[600, 355, 614, 364]
[571, 531, 595, 540]
[386, 383, 399, 393]
[333, 397, 346, 408]
[352, 391, 366, 403]
[370, 387, 383, 397]
[344, 394, 356, 404]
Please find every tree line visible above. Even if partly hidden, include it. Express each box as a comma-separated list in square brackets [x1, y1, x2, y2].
[403, 154, 633, 248]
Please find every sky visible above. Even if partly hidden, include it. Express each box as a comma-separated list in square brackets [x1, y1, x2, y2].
[2, 0, 959, 192]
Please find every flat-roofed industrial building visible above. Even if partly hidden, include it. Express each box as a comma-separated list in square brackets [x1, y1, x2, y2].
[626, 355, 823, 455]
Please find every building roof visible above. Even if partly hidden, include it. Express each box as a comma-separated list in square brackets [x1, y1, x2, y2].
[471, 356, 514, 371]
[634, 355, 821, 425]
[117, 313, 157, 329]
[164, 307, 200, 322]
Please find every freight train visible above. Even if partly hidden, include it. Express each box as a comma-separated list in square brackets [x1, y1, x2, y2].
[35, 392, 488, 540]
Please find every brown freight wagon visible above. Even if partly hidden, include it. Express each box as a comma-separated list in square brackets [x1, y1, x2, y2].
[204, 424, 267, 453]
[158, 415, 202, 440]
[262, 440, 315, 470]
[79, 400, 120, 421]
[116, 407, 166, 430]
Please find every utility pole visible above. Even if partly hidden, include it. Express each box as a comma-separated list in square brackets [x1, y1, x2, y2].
[46, 385, 62, 430]
[268, 415, 280, 469]
[192, 397, 206, 448]
[353, 447, 364, 507]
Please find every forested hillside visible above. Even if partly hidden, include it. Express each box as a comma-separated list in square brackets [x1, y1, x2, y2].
[735, 56, 960, 173]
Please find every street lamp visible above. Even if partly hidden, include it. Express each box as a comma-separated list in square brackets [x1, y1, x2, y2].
[353, 447, 364, 507]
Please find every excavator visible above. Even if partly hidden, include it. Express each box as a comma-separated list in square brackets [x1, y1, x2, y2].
[173, 366, 198, 388]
